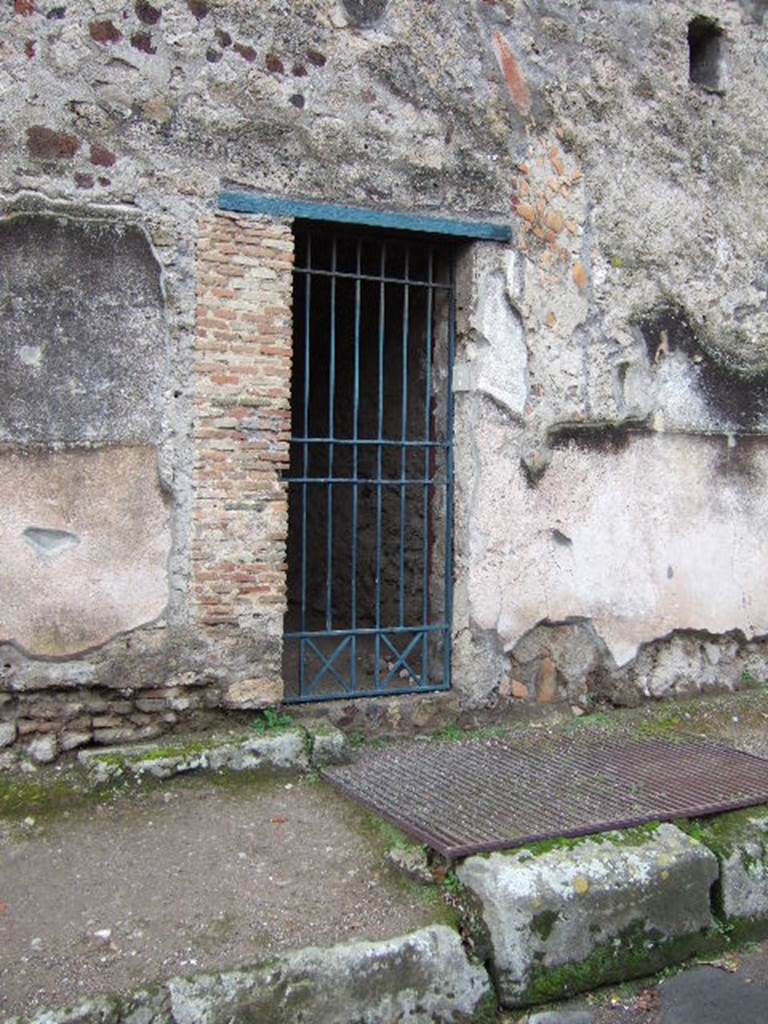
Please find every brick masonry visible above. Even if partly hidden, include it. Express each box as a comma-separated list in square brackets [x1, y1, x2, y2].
[192, 212, 294, 709]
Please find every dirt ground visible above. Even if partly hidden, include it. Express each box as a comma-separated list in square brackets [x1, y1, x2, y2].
[0, 772, 445, 1019]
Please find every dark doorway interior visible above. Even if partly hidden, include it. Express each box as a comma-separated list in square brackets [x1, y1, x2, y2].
[283, 225, 455, 701]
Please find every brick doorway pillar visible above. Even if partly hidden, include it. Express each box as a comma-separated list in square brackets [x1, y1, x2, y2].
[191, 212, 293, 709]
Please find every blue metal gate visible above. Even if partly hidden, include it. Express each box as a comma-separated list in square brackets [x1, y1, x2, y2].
[283, 225, 455, 701]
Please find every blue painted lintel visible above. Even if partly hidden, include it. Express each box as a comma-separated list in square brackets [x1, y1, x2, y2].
[218, 191, 512, 243]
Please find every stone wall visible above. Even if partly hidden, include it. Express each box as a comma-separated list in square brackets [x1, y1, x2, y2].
[2, 1, 768, 760]
[0, 207, 296, 763]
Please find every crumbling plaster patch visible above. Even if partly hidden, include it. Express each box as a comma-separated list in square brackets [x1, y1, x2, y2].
[468, 429, 768, 668]
[0, 446, 171, 657]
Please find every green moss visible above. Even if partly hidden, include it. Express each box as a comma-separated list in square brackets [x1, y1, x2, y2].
[634, 716, 687, 740]
[347, 731, 366, 750]
[532, 909, 560, 941]
[521, 823, 661, 859]
[676, 806, 768, 861]
[127, 740, 213, 764]
[0, 769, 134, 823]
[434, 724, 464, 741]
[359, 811, 421, 854]
[251, 708, 294, 736]
[523, 920, 714, 1005]
[0, 774, 81, 819]
[0, 760, 303, 827]
[470, 986, 499, 1024]
[433, 724, 510, 743]
[88, 752, 126, 767]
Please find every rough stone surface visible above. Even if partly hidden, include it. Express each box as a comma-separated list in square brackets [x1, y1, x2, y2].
[26, 733, 58, 764]
[704, 808, 768, 923]
[0, 215, 167, 445]
[76, 727, 313, 783]
[386, 845, 434, 886]
[167, 926, 490, 1024]
[301, 718, 349, 765]
[457, 824, 718, 1008]
[6, 927, 491, 1024]
[466, 432, 768, 672]
[0, 722, 16, 748]
[526, 1012, 593, 1024]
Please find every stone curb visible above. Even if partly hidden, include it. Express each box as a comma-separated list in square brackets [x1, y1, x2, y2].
[684, 806, 768, 927]
[4, 925, 493, 1024]
[76, 721, 347, 785]
[457, 823, 719, 1008]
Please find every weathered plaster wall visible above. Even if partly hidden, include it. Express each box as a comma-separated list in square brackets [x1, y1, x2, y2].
[2, 0, 768, 758]
[0, 213, 172, 662]
[0, 446, 170, 656]
[448, 0, 768, 707]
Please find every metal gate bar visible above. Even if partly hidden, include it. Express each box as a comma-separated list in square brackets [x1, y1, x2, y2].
[283, 226, 455, 702]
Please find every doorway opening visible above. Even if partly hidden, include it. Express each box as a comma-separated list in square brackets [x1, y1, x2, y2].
[282, 224, 456, 701]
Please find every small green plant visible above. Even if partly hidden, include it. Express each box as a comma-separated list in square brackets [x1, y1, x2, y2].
[741, 669, 756, 687]
[712, 916, 736, 946]
[251, 707, 293, 736]
[441, 871, 464, 895]
[434, 723, 463, 742]
[347, 731, 366, 750]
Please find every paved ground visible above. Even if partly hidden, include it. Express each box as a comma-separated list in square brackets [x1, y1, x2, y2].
[0, 771, 444, 1019]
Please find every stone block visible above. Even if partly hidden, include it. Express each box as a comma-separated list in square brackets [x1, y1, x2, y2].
[457, 824, 718, 1008]
[26, 733, 58, 764]
[60, 730, 93, 752]
[222, 677, 282, 710]
[300, 718, 348, 765]
[694, 806, 768, 925]
[0, 721, 16, 748]
[78, 727, 311, 784]
[527, 1013, 593, 1024]
[10, 927, 490, 1023]
[167, 925, 491, 1024]
[210, 729, 309, 772]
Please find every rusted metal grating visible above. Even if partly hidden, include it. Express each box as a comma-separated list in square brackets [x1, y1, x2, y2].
[323, 732, 768, 858]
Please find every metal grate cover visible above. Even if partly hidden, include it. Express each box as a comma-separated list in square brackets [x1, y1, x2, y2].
[323, 732, 768, 858]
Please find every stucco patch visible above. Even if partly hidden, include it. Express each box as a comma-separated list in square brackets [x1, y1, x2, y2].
[0, 446, 171, 657]
[469, 431, 768, 666]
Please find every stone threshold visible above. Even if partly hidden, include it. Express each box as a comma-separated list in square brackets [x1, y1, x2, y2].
[452, 807, 768, 1010]
[75, 718, 348, 784]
